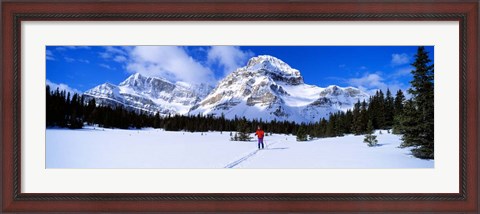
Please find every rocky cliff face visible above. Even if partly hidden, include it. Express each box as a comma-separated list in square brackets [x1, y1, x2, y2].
[189, 55, 369, 123]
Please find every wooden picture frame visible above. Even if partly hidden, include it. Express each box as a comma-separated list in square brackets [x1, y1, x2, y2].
[2, 0, 478, 212]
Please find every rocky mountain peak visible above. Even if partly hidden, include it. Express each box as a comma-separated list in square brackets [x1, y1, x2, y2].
[119, 73, 174, 90]
[190, 55, 369, 123]
[240, 55, 303, 85]
[246, 55, 293, 71]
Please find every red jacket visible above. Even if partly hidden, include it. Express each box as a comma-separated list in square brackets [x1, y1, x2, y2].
[256, 129, 265, 139]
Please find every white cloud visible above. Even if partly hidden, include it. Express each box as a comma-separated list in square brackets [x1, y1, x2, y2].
[55, 47, 67, 51]
[348, 72, 409, 96]
[126, 46, 215, 84]
[348, 73, 387, 93]
[105, 46, 127, 55]
[393, 66, 413, 77]
[207, 46, 254, 76]
[64, 57, 75, 63]
[46, 79, 82, 95]
[63, 57, 89, 64]
[391, 53, 410, 66]
[100, 46, 129, 63]
[113, 55, 127, 62]
[46, 50, 55, 60]
[99, 46, 253, 84]
[99, 63, 116, 70]
[68, 46, 91, 50]
[78, 59, 90, 64]
[99, 52, 112, 59]
[56, 46, 91, 50]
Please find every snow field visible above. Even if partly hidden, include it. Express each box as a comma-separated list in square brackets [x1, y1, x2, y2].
[234, 130, 433, 168]
[46, 128, 433, 169]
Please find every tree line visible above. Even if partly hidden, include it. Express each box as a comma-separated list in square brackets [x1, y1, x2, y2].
[46, 87, 299, 134]
[296, 88, 406, 140]
[46, 86, 406, 135]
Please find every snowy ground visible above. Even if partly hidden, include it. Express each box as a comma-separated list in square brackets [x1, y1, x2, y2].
[46, 127, 433, 169]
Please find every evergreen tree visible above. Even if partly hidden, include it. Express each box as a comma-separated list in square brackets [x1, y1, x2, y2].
[46, 85, 53, 126]
[397, 100, 421, 147]
[67, 93, 84, 129]
[334, 112, 346, 136]
[384, 88, 395, 128]
[358, 100, 369, 134]
[325, 114, 336, 137]
[363, 119, 378, 147]
[231, 133, 239, 141]
[392, 89, 406, 134]
[236, 118, 252, 141]
[85, 99, 96, 125]
[365, 90, 387, 130]
[153, 112, 161, 128]
[318, 118, 328, 138]
[394, 89, 406, 114]
[351, 100, 362, 135]
[296, 125, 308, 141]
[375, 90, 386, 129]
[343, 109, 353, 134]
[400, 46, 434, 159]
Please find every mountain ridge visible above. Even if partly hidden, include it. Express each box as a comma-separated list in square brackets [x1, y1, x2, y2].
[83, 55, 370, 123]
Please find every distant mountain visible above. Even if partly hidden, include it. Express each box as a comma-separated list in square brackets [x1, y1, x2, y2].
[83, 73, 212, 115]
[83, 55, 369, 123]
[189, 55, 369, 123]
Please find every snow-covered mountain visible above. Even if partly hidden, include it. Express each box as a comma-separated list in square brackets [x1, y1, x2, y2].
[83, 55, 369, 123]
[189, 55, 369, 123]
[83, 73, 212, 115]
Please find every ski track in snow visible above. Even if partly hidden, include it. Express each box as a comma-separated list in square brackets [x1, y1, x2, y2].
[224, 142, 279, 168]
[47, 128, 434, 168]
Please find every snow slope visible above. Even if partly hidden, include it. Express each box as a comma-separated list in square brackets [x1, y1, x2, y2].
[46, 128, 433, 169]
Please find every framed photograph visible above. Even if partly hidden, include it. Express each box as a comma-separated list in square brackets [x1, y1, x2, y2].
[2, 0, 478, 212]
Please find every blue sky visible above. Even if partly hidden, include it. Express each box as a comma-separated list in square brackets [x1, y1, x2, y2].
[46, 46, 434, 95]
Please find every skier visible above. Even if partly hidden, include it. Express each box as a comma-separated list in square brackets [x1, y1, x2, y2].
[255, 126, 265, 150]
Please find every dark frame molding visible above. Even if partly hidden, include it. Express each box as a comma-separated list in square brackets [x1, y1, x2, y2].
[2, 1, 478, 212]
[10, 13, 470, 202]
